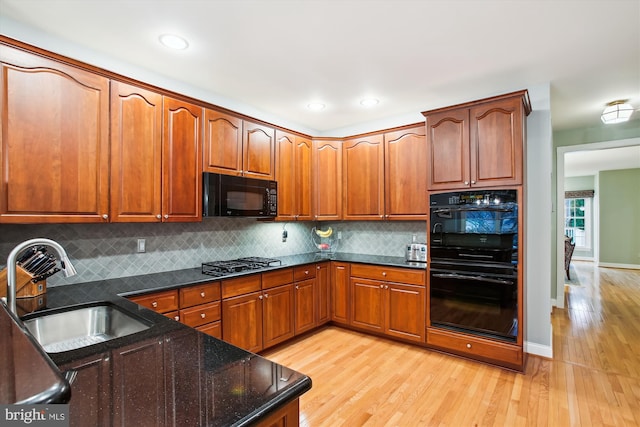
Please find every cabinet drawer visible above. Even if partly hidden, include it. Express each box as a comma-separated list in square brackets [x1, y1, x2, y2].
[262, 268, 293, 289]
[293, 265, 316, 281]
[180, 282, 221, 308]
[164, 310, 180, 322]
[129, 290, 179, 313]
[180, 301, 221, 328]
[350, 264, 425, 286]
[222, 275, 261, 299]
[427, 328, 522, 368]
[197, 321, 222, 339]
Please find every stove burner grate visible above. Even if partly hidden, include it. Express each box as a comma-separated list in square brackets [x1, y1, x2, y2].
[201, 257, 282, 277]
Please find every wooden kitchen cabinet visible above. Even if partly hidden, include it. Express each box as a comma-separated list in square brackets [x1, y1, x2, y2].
[243, 120, 275, 180]
[384, 125, 428, 220]
[0, 45, 110, 223]
[276, 131, 313, 221]
[343, 134, 385, 220]
[262, 283, 295, 348]
[203, 109, 243, 175]
[294, 265, 317, 335]
[350, 264, 426, 343]
[111, 82, 202, 222]
[312, 139, 343, 220]
[316, 262, 331, 325]
[59, 352, 112, 427]
[222, 291, 263, 353]
[112, 338, 166, 427]
[128, 289, 179, 314]
[330, 261, 351, 325]
[423, 90, 530, 190]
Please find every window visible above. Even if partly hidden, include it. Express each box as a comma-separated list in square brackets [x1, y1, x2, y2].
[564, 197, 591, 249]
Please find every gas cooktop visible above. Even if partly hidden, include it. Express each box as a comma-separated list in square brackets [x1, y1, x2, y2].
[201, 257, 282, 277]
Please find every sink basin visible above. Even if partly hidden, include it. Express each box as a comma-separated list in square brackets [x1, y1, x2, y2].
[23, 303, 152, 353]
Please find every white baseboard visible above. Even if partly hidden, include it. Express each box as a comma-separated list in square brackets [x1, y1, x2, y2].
[598, 262, 640, 270]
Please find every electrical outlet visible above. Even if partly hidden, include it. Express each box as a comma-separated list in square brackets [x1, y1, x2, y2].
[137, 238, 146, 253]
[337, 231, 342, 240]
[282, 230, 288, 242]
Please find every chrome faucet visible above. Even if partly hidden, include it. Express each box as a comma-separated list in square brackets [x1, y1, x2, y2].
[5, 238, 77, 315]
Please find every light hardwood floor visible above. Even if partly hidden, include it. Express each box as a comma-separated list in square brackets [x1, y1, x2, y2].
[262, 261, 640, 426]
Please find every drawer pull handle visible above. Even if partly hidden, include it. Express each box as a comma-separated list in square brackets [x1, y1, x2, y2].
[466, 343, 472, 349]
[200, 292, 206, 298]
[380, 284, 384, 288]
[382, 272, 387, 277]
[201, 313, 206, 319]
[305, 270, 309, 275]
[174, 316, 179, 321]
[152, 302, 158, 308]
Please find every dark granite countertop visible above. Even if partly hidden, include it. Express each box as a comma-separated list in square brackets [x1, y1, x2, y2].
[11, 252, 423, 425]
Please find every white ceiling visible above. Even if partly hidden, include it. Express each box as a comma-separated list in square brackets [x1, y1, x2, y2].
[0, 0, 639, 136]
[564, 145, 640, 177]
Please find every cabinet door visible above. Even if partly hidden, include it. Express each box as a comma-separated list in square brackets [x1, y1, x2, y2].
[243, 120, 275, 180]
[0, 46, 109, 223]
[385, 282, 425, 343]
[330, 262, 350, 325]
[112, 338, 165, 427]
[313, 140, 342, 220]
[59, 353, 111, 427]
[295, 136, 313, 220]
[425, 108, 470, 190]
[350, 277, 384, 333]
[275, 130, 296, 220]
[343, 135, 384, 220]
[470, 96, 524, 187]
[162, 97, 202, 222]
[263, 284, 295, 348]
[164, 331, 203, 426]
[294, 278, 316, 335]
[203, 109, 243, 175]
[316, 263, 330, 325]
[384, 126, 428, 220]
[222, 291, 263, 352]
[110, 81, 163, 222]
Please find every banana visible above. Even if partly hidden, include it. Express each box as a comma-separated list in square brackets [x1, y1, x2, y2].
[315, 227, 333, 238]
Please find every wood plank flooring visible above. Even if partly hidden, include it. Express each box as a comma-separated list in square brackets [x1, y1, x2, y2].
[262, 261, 640, 426]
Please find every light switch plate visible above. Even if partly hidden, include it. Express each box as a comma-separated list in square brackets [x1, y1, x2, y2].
[137, 238, 146, 253]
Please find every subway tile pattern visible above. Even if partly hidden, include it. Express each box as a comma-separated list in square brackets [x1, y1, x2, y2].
[0, 220, 426, 286]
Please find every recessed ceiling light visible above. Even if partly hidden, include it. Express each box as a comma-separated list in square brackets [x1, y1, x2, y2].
[360, 98, 379, 107]
[159, 34, 189, 50]
[307, 102, 325, 111]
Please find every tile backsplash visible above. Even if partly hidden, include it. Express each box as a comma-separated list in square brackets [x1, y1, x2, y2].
[0, 220, 426, 286]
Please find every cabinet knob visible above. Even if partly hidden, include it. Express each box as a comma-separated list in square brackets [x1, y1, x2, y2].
[295, 285, 299, 290]
[200, 313, 206, 319]
[151, 301, 158, 308]
[305, 270, 309, 275]
[380, 215, 384, 218]
[317, 266, 320, 270]
[164, 214, 169, 219]
[156, 214, 162, 219]
[174, 316, 179, 321]
[385, 285, 389, 289]
[471, 180, 476, 185]
[466, 343, 472, 349]
[259, 295, 263, 300]
[264, 293, 268, 298]
[382, 272, 387, 277]
[102, 214, 108, 220]
[200, 292, 206, 298]
[464, 181, 469, 185]
[380, 284, 384, 288]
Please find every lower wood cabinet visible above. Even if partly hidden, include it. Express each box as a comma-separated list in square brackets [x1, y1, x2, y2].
[316, 263, 330, 325]
[294, 278, 316, 335]
[255, 398, 300, 427]
[222, 291, 264, 353]
[330, 261, 351, 325]
[263, 283, 295, 348]
[349, 264, 426, 344]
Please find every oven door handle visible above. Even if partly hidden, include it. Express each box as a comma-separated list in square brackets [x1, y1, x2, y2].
[432, 273, 514, 285]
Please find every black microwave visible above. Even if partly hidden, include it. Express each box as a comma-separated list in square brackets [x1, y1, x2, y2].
[203, 173, 277, 218]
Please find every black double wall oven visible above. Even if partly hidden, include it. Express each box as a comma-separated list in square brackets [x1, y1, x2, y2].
[429, 189, 519, 343]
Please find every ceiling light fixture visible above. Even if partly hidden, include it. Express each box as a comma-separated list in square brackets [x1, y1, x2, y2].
[307, 102, 325, 111]
[360, 98, 379, 107]
[159, 34, 189, 50]
[601, 100, 634, 124]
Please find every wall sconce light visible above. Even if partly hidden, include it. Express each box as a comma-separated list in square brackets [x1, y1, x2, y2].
[601, 100, 634, 124]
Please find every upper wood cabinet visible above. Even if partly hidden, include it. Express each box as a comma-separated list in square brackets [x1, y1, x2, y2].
[203, 109, 242, 175]
[342, 135, 384, 220]
[312, 139, 342, 221]
[384, 126, 428, 220]
[0, 45, 110, 223]
[162, 97, 203, 222]
[111, 82, 202, 222]
[276, 131, 312, 221]
[423, 90, 530, 190]
[243, 120, 275, 180]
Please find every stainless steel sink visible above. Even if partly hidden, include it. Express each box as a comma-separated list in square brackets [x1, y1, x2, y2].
[23, 303, 152, 353]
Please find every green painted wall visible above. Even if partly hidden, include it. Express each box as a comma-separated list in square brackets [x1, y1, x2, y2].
[598, 168, 640, 266]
